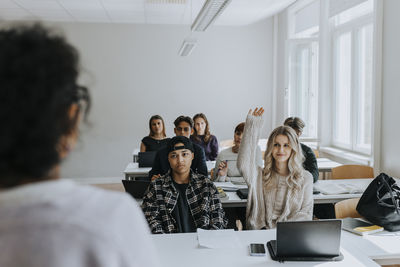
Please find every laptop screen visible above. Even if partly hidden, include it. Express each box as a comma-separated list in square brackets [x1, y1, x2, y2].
[138, 151, 157, 167]
[277, 220, 342, 257]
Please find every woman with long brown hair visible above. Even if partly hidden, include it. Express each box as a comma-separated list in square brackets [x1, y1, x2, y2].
[140, 115, 170, 152]
[190, 113, 218, 161]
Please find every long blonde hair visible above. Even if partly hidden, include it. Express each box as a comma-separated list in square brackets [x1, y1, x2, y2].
[262, 126, 304, 191]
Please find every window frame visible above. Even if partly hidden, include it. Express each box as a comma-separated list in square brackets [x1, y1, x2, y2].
[287, 38, 319, 139]
[331, 13, 373, 155]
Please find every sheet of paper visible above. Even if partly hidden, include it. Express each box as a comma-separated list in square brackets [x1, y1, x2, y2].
[315, 183, 364, 195]
[213, 182, 239, 191]
[197, 229, 242, 249]
[364, 234, 400, 254]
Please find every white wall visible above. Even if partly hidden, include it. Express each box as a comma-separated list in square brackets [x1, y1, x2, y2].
[54, 19, 274, 179]
[380, 0, 400, 177]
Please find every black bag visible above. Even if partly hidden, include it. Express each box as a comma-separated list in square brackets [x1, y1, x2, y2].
[236, 188, 248, 199]
[356, 173, 400, 231]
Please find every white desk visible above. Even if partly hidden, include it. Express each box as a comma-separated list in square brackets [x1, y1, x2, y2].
[124, 161, 216, 180]
[313, 178, 372, 204]
[124, 158, 340, 180]
[220, 178, 371, 207]
[124, 163, 151, 180]
[152, 229, 397, 267]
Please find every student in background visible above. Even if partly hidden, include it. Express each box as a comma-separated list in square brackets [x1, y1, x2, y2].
[284, 117, 319, 183]
[190, 113, 218, 161]
[140, 115, 170, 152]
[0, 24, 159, 267]
[212, 122, 263, 184]
[149, 116, 207, 180]
[238, 108, 313, 230]
[142, 136, 227, 234]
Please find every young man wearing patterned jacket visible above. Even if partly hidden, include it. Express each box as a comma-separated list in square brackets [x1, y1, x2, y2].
[141, 136, 227, 234]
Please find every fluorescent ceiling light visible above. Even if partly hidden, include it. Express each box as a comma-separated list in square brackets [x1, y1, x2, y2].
[191, 0, 231, 32]
[178, 38, 197, 56]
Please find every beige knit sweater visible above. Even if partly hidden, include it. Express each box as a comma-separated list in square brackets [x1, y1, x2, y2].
[237, 114, 313, 230]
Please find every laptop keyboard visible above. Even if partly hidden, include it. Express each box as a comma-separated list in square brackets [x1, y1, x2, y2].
[268, 240, 342, 262]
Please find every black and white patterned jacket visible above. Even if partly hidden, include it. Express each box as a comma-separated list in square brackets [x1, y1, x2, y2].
[141, 171, 227, 234]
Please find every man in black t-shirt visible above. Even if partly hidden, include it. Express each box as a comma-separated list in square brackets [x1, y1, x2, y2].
[142, 136, 227, 234]
[149, 116, 207, 179]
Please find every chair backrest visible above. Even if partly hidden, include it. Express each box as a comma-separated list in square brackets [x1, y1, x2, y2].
[312, 149, 319, 158]
[331, 164, 374, 179]
[334, 198, 361, 219]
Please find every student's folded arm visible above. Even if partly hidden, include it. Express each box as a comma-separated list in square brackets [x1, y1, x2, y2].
[237, 114, 264, 187]
[287, 173, 314, 221]
[141, 183, 165, 234]
[140, 142, 146, 152]
[208, 183, 228, 229]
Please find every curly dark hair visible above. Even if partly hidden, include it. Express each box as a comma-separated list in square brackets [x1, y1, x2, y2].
[174, 116, 194, 129]
[0, 23, 90, 187]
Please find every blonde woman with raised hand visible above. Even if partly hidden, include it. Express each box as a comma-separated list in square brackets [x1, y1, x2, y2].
[237, 107, 313, 230]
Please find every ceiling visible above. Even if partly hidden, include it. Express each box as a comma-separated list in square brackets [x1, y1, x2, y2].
[0, 0, 296, 25]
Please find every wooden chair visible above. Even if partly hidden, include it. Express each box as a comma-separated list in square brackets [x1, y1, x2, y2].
[312, 149, 319, 158]
[331, 164, 374, 179]
[334, 198, 361, 219]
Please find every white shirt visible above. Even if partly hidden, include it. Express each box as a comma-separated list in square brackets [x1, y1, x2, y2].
[0, 179, 160, 267]
[213, 146, 263, 184]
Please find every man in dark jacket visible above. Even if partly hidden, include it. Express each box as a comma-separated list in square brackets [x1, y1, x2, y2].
[142, 136, 227, 233]
[149, 116, 207, 179]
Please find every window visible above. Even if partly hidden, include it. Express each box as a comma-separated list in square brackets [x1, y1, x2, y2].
[288, 40, 318, 138]
[285, 0, 376, 158]
[331, 0, 373, 154]
[287, 0, 319, 138]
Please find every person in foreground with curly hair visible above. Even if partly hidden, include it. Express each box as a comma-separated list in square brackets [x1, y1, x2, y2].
[237, 108, 313, 230]
[0, 24, 159, 267]
[142, 136, 227, 234]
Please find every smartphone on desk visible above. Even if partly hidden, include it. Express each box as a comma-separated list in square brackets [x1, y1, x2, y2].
[249, 243, 266, 256]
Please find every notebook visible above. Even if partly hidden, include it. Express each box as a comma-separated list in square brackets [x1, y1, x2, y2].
[267, 220, 344, 262]
[138, 151, 157, 167]
[341, 217, 383, 236]
[122, 179, 150, 199]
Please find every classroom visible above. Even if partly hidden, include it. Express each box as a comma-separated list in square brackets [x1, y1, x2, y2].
[0, 0, 399, 266]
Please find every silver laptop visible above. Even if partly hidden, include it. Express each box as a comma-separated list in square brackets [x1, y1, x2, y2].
[267, 220, 344, 262]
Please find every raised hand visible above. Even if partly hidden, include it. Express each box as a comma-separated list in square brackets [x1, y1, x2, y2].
[217, 160, 228, 177]
[248, 107, 264, 117]
[151, 174, 161, 181]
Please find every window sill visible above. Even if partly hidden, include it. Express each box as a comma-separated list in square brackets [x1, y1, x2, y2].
[319, 146, 372, 166]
